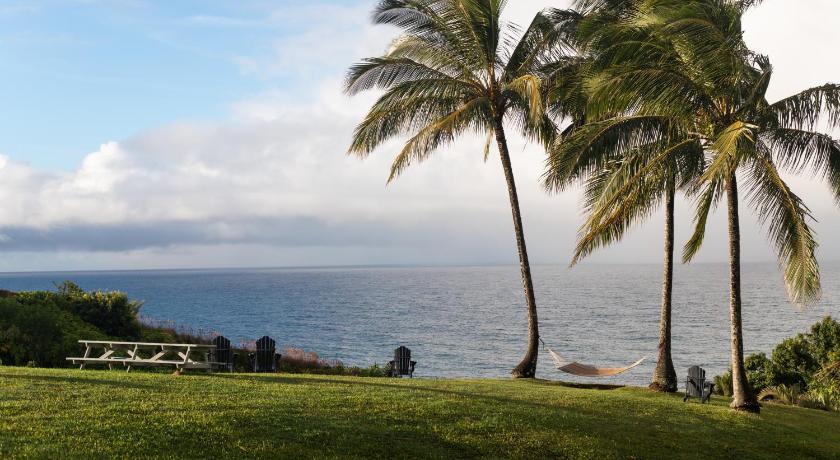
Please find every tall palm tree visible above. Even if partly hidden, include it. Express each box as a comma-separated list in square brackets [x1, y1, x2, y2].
[544, 0, 704, 392]
[550, 0, 840, 411]
[344, 0, 574, 377]
[547, 120, 703, 393]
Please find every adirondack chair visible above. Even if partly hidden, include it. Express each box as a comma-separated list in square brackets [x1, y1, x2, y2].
[250, 336, 281, 373]
[683, 365, 715, 403]
[388, 346, 416, 378]
[207, 335, 236, 372]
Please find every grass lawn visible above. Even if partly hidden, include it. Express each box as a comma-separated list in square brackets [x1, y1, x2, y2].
[1, 367, 838, 459]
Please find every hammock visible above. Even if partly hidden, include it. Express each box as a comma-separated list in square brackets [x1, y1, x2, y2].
[543, 341, 647, 377]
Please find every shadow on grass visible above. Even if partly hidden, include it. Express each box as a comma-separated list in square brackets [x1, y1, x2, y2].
[528, 379, 625, 390]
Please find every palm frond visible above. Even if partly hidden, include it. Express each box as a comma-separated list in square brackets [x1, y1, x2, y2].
[682, 177, 723, 263]
[762, 128, 840, 203]
[387, 96, 492, 182]
[544, 115, 679, 192]
[348, 79, 479, 156]
[345, 57, 464, 95]
[572, 145, 672, 264]
[505, 74, 543, 124]
[768, 84, 840, 131]
[701, 120, 755, 183]
[745, 146, 821, 305]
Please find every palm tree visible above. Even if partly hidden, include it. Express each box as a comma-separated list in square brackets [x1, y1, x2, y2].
[543, 0, 704, 393]
[550, 0, 840, 411]
[547, 121, 703, 393]
[344, 0, 575, 377]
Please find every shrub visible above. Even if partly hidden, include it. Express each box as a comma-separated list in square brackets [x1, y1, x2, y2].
[769, 335, 819, 388]
[808, 362, 840, 411]
[714, 370, 733, 397]
[16, 281, 143, 339]
[744, 353, 773, 393]
[279, 347, 344, 373]
[734, 317, 840, 394]
[799, 391, 836, 411]
[0, 297, 106, 367]
[809, 318, 840, 366]
[757, 383, 803, 406]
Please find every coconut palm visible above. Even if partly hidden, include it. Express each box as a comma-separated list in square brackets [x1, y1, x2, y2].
[547, 0, 840, 411]
[547, 120, 704, 393]
[543, 0, 703, 393]
[344, 0, 576, 377]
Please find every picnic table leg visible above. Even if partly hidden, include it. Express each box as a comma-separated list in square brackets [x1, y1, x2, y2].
[127, 344, 139, 373]
[80, 345, 91, 370]
[179, 346, 191, 373]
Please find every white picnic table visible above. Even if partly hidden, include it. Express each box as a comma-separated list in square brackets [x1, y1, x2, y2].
[67, 340, 218, 372]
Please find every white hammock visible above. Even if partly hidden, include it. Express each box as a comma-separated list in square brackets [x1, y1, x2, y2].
[545, 344, 647, 377]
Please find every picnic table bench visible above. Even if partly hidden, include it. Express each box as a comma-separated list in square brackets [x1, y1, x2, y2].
[67, 340, 218, 372]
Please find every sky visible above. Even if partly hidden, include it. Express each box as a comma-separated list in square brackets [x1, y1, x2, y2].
[0, 0, 839, 272]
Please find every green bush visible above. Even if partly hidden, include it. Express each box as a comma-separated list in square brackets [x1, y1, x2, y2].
[714, 317, 840, 403]
[768, 335, 817, 388]
[726, 317, 840, 394]
[744, 352, 773, 393]
[809, 362, 840, 411]
[0, 297, 106, 367]
[809, 318, 840, 365]
[714, 370, 733, 397]
[16, 281, 142, 339]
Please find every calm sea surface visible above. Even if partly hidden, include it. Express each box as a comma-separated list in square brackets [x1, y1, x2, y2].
[1, 263, 838, 386]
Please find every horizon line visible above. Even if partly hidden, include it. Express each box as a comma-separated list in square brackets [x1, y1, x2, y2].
[2, 259, 836, 276]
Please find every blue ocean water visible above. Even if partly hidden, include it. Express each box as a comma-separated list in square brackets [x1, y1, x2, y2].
[1, 263, 837, 386]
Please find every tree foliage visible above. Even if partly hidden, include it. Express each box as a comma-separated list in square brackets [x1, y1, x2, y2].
[544, 0, 840, 306]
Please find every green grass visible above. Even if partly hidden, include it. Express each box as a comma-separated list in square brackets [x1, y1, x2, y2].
[1, 367, 838, 459]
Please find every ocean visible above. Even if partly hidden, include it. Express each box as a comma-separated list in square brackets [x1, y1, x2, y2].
[1, 262, 837, 386]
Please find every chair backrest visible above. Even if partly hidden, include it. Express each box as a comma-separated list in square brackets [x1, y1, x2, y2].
[254, 336, 277, 373]
[394, 346, 412, 376]
[686, 366, 705, 397]
[211, 335, 234, 372]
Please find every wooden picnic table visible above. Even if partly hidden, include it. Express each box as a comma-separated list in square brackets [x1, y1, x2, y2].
[67, 340, 218, 372]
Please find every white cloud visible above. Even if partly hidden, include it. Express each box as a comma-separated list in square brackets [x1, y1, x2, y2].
[1, 0, 839, 271]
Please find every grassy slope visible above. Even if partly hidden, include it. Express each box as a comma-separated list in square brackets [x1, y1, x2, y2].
[1, 367, 838, 459]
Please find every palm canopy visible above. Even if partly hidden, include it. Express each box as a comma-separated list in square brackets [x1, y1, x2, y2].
[344, 0, 577, 181]
[544, 0, 840, 305]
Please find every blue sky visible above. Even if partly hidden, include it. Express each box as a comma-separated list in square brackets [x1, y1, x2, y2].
[0, 0, 839, 272]
[0, 0, 364, 170]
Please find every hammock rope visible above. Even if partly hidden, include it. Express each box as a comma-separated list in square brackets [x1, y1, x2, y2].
[540, 338, 647, 377]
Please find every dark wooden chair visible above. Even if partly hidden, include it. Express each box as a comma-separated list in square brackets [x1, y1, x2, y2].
[208, 335, 235, 372]
[250, 336, 281, 373]
[683, 365, 715, 403]
[388, 346, 416, 378]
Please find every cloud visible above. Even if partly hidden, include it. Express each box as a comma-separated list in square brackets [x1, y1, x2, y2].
[1, 0, 839, 272]
[0, 217, 404, 252]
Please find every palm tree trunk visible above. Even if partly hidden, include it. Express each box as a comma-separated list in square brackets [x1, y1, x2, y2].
[494, 119, 539, 379]
[725, 174, 760, 413]
[650, 176, 677, 392]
